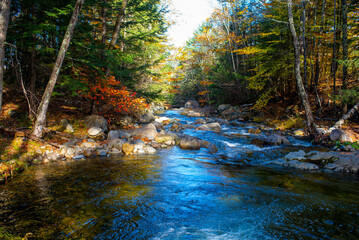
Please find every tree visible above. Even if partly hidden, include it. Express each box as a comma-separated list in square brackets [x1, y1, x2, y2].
[32, 0, 85, 138]
[287, 0, 318, 137]
[0, 0, 11, 113]
[341, 0, 348, 113]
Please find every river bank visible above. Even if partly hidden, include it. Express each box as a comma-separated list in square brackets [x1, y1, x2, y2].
[1, 101, 358, 184]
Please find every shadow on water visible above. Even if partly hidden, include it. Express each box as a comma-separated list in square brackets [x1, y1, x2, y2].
[0, 110, 358, 239]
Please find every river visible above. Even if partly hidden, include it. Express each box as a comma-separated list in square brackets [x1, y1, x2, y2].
[0, 110, 358, 239]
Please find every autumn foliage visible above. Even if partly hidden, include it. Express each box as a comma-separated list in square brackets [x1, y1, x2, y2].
[77, 67, 149, 123]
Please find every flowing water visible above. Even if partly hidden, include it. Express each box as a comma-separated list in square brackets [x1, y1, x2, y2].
[0, 110, 358, 239]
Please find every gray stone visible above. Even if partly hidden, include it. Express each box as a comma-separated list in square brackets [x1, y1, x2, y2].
[265, 134, 291, 145]
[285, 160, 319, 170]
[134, 142, 145, 152]
[155, 134, 175, 145]
[308, 152, 338, 161]
[197, 122, 221, 132]
[153, 121, 165, 131]
[182, 124, 195, 129]
[194, 118, 207, 124]
[341, 145, 355, 152]
[97, 149, 108, 157]
[325, 154, 359, 173]
[109, 148, 122, 154]
[65, 124, 74, 133]
[132, 123, 158, 139]
[329, 129, 352, 142]
[108, 130, 120, 140]
[73, 154, 85, 160]
[108, 138, 126, 150]
[143, 146, 157, 154]
[88, 127, 105, 140]
[85, 115, 108, 132]
[185, 100, 200, 109]
[140, 112, 155, 123]
[284, 150, 307, 160]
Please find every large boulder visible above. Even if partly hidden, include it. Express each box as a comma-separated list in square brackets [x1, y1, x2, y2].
[184, 100, 200, 110]
[140, 112, 155, 124]
[132, 123, 158, 139]
[329, 129, 353, 142]
[85, 115, 108, 132]
[179, 137, 202, 150]
[178, 135, 218, 153]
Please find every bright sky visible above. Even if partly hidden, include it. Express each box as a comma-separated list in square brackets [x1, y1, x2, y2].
[166, 0, 218, 47]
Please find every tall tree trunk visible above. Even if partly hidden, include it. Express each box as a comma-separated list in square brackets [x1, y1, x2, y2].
[32, 0, 85, 138]
[301, 0, 308, 90]
[106, 0, 129, 77]
[0, 0, 11, 114]
[332, 0, 337, 97]
[287, 0, 318, 137]
[341, 0, 348, 114]
[29, 49, 37, 119]
[314, 0, 326, 89]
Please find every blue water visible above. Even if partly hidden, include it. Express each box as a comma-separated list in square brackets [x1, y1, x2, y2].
[0, 110, 358, 239]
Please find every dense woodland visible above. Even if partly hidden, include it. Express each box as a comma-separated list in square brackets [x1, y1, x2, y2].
[0, 0, 358, 137]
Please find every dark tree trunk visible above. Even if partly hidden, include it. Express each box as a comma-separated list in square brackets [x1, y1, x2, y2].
[32, 0, 85, 138]
[341, 0, 348, 113]
[287, 0, 318, 137]
[0, 0, 11, 113]
[106, 0, 129, 77]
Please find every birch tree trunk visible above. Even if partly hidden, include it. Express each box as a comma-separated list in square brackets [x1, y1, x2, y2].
[32, 0, 85, 138]
[287, 0, 318, 137]
[0, 0, 11, 114]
